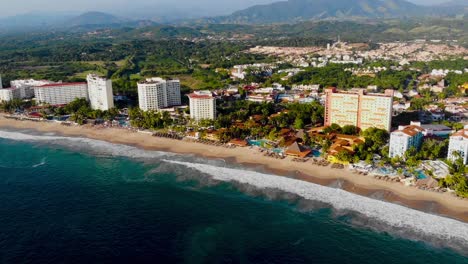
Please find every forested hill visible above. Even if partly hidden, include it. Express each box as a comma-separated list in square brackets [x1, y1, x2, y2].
[213, 0, 467, 24]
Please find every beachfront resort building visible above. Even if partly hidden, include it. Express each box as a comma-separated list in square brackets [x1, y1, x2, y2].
[11, 79, 57, 99]
[389, 122, 424, 159]
[0, 79, 58, 102]
[447, 127, 468, 165]
[0, 87, 21, 102]
[86, 74, 114, 111]
[324, 88, 394, 131]
[34, 82, 88, 105]
[137, 78, 181, 111]
[188, 90, 216, 121]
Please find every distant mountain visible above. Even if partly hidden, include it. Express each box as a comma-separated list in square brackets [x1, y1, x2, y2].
[439, 0, 468, 6]
[215, 0, 466, 23]
[65, 12, 126, 27]
[46, 12, 159, 31]
[0, 13, 73, 31]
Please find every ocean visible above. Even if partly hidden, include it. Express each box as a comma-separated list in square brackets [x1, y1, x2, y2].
[0, 129, 467, 263]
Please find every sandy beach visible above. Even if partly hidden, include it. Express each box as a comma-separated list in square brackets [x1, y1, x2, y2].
[1, 116, 467, 222]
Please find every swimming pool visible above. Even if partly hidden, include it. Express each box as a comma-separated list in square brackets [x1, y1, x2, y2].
[272, 148, 283, 154]
[378, 167, 391, 174]
[248, 139, 268, 147]
[416, 170, 428, 179]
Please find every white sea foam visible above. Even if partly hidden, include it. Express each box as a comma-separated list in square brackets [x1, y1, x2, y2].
[163, 160, 468, 250]
[2, 129, 468, 250]
[0, 130, 172, 159]
[32, 157, 47, 168]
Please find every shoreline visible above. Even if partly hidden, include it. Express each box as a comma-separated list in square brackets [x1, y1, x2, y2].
[1, 116, 468, 223]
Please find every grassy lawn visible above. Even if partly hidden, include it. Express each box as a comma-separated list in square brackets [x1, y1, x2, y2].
[73, 69, 107, 79]
[83, 60, 126, 67]
[175, 74, 207, 90]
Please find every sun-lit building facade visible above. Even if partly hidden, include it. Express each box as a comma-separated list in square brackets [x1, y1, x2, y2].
[325, 88, 394, 131]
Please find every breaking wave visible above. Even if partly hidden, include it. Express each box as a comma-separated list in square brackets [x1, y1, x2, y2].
[0, 130, 172, 160]
[163, 160, 468, 252]
[2, 129, 468, 252]
[32, 157, 47, 168]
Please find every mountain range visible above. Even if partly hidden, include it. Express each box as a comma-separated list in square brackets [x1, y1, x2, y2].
[215, 0, 468, 23]
[0, 0, 467, 32]
[66, 12, 126, 27]
[439, 0, 468, 6]
[0, 11, 159, 32]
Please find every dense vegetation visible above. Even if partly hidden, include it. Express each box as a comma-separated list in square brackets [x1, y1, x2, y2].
[0, 38, 273, 96]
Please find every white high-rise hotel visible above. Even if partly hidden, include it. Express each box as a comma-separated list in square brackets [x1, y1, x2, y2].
[137, 78, 181, 111]
[34, 82, 89, 105]
[86, 74, 114, 111]
[448, 126, 468, 165]
[33, 74, 114, 109]
[188, 90, 216, 121]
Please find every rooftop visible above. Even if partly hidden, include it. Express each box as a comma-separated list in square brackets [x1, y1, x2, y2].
[325, 87, 394, 98]
[188, 90, 213, 99]
[451, 129, 468, 139]
[87, 73, 108, 80]
[138, 77, 179, 85]
[420, 124, 452, 131]
[285, 142, 311, 158]
[395, 125, 425, 137]
[37, 82, 87, 88]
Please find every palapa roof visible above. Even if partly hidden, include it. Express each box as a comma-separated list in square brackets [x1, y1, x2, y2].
[285, 142, 311, 158]
[295, 129, 305, 139]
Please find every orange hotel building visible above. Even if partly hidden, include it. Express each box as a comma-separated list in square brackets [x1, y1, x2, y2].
[324, 88, 394, 131]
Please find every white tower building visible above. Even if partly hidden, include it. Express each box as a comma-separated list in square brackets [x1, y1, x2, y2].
[188, 90, 216, 121]
[448, 126, 468, 165]
[86, 74, 114, 111]
[137, 78, 181, 111]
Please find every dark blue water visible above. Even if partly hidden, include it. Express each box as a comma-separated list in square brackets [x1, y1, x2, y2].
[0, 138, 467, 263]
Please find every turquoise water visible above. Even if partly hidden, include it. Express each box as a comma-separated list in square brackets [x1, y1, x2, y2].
[248, 140, 283, 153]
[417, 170, 428, 179]
[272, 148, 283, 154]
[248, 139, 266, 147]
[0, 132, 467, 263]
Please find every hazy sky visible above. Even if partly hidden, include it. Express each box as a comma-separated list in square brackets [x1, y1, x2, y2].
[0, 0, 451, 18]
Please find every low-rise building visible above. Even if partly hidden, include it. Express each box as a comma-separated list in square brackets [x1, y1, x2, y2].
[448, 127, 468, 164]
[420, 124, 453, 138]
[389, 122, 424, 159]
[0, 87, 21, 102]
[11, 79, 57, 99]
[246, 94, 274, 103]
[421, 160, 450, 179]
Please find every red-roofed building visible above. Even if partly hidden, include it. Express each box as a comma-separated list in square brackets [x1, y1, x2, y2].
[188, 91, 216, 121]
[389, 121, 424, 159]
[34, 82, 88, 105]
